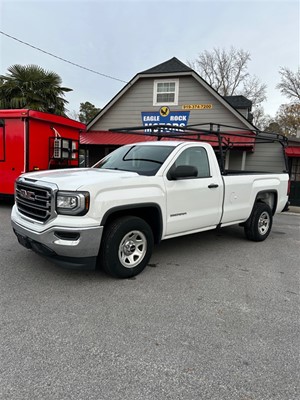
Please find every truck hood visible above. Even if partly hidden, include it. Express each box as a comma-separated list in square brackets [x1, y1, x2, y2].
[21, 168, 140, 190]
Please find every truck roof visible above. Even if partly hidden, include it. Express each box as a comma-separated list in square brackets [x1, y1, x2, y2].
[122, 140, 208, 148]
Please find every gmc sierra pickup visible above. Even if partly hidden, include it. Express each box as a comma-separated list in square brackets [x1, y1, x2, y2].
[11, 138, 289, 278]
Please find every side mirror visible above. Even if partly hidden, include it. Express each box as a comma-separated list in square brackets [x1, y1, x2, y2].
[169, 165, 198, 180]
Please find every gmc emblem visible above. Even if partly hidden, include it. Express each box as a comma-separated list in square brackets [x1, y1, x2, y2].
[20, 189, 36, 201]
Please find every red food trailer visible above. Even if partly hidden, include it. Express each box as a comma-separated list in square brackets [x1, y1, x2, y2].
[0, 109, 86, 197]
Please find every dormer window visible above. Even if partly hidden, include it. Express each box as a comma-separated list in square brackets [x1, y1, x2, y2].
[153, 79, 179, 106]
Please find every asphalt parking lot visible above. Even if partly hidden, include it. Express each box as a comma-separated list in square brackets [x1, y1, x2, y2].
[1, 201, 299, 400]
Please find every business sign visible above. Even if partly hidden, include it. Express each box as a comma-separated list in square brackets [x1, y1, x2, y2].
[141, 107, 190, 133]
[182, 104, 213, 110]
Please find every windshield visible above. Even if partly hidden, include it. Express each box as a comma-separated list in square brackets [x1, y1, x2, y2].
[93, 145, 175, 176]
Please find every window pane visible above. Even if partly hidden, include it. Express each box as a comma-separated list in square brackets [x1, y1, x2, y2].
[157, 83, 165, 93]
[157, 82, 175, 93]
[93, 145, 175, 176]
[168, 82, 175, 91]
[157, 93, 175, 102]
[173, 147, 210, 178]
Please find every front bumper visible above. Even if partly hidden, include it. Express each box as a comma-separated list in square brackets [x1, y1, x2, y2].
[11, 218, 103, 270]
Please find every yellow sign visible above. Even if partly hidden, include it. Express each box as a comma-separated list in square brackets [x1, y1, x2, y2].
[182, 104, 213, 110]
[160, 106, 170, 117]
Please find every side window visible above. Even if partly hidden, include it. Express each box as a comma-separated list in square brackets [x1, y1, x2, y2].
[171, 147, 210, 178]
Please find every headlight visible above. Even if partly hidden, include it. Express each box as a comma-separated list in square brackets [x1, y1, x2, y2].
[56, 191, 90, 215]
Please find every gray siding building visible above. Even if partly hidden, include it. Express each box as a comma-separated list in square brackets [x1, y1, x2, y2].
[81, 57, 287, 175]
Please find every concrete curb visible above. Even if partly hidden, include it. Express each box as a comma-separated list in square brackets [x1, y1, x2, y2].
[286, 207, 300, 214]
[284, 212, 300, 216]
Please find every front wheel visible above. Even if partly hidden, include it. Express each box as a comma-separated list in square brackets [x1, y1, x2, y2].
[244, 202, 273, 242]
[99, 216, 154, 278]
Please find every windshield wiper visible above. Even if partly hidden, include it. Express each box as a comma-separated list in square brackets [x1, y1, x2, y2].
[123, 158, 163, 164]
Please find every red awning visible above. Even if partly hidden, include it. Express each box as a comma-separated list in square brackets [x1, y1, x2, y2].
[285, 147, 300, 157]
[80, 130, 255, 148]
[80, 131, 157, 145]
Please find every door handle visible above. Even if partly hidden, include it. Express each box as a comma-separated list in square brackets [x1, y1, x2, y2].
[208, 183, 219, 189]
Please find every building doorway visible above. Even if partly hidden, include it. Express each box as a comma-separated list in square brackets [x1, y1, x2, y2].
[289, 157, 300, 206]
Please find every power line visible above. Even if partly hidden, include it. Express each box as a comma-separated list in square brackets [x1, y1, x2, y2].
[0, 31, 128, 84]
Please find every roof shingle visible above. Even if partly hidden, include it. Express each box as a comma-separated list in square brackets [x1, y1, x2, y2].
[224, 95, 252, 109]
[140, 57, 193, 74]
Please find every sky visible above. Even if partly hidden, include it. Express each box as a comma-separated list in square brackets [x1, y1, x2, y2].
[0, 0, 299, 118]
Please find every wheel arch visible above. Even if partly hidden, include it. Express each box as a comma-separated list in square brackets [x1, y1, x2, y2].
[100, 203, 163, 244]
[254, 190, 278, 215]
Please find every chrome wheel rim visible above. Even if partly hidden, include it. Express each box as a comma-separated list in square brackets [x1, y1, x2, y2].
[118, 230, 147, 268]
[258, 211, 270, 235]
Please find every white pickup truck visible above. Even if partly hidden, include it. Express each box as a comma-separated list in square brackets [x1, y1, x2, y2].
[11, 139, 289, 278]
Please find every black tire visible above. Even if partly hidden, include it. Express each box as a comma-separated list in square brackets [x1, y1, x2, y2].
[244, 202, 273, 242]
[99, 216, 154, 278]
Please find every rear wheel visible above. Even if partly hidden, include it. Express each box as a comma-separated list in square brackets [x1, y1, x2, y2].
[244, 202, 273, 241]
[100, 216, 154, 278]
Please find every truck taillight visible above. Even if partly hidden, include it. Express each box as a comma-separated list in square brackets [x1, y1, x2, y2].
[287, 179, 291, 196]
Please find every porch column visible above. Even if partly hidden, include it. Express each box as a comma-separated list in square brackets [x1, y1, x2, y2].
[241, 151, 246, 171]
[225, 150, 230, 170]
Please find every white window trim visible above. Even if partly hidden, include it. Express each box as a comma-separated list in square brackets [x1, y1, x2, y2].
[153, 79, 179, 106]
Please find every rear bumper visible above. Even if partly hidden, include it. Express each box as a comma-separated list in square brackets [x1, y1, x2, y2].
[11, 218, 103, 270]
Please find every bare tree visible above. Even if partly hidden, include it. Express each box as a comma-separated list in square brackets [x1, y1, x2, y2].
[188, 47, 267, 108]
[241, 75, 267, 106]
[252, 106, 272, 131]
[276, 67, 300, 102]
[67, 110, 80, 121]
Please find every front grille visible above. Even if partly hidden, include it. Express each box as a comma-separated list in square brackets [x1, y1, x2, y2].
[16, 182, 53, 222]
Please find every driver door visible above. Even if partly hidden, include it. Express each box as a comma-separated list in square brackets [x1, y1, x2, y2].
[164, 145, 223, 236]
